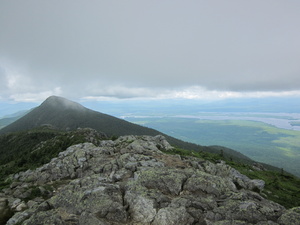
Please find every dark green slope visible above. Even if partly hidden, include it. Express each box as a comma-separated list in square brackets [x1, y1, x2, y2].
[0, 127, 106, 180]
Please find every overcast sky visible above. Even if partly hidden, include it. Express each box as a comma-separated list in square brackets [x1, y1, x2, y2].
[1, 0, 300, 102]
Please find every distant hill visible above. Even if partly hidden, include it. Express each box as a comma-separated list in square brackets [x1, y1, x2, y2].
[0, 110, 30, 129]
[0, 117, 19, 130]
[0, 96, 265, 166]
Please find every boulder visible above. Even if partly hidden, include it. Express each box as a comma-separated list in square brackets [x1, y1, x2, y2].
[277, 207, 300, 225]
[0, 198, 13, 224]
[152, 206, 194, 225]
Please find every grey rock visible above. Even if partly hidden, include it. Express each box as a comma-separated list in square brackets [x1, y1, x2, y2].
[256, 221, 279, 225]
[125, 191, 157, 223]
[229, 167, 266, 191]
[15, 202, 27, 212]
[154, 135, 174, 151]
[22, 209, 65, 225]
[152, 206, 194, 225]
[205, 192, 284, 224]
[79, 212, 110, 225]
[249, 179, 265, 192]
[6, 211, 32, 225]
[11, 199, 21, 209]
[1, 134, 293, 224]
[47, 175, 128, 224]
[0, 198, 13, 225]
[134, 168, 189, 195]
[184, 170, 236, 197]
[277, 207, 300, 225]
[210, 221, 251, 225]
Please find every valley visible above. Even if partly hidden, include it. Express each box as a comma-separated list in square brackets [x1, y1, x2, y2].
[123, 113, 300, 177]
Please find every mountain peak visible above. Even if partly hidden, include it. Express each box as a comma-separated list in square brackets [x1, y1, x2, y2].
[44, 95, 66, 102]
[41, 96, 85, 111]
[0, 96, 160, 136]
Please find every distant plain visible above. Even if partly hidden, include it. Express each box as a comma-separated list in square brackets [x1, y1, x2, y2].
[124, 113, 300, 177]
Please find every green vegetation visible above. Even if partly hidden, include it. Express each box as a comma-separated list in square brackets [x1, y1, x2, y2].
[127, 117, 300, 177]
[0, 127, 105, 189]
[229, 162, 300, 209]
[0, 128, 58, 179]
[0, 126, 299, 209]
[161, 147, 300, 209]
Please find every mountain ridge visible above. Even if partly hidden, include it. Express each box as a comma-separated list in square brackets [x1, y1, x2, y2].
[0, 96, 158, 136]
[0, 96, 256, 165]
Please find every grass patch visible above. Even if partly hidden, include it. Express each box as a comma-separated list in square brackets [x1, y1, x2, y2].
[235, 166, 300, 208]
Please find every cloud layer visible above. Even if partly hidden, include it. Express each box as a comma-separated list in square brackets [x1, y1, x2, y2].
[1, 0, 300, 101]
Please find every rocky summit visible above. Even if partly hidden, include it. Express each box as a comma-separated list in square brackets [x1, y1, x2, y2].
[0, 135, 299, 225]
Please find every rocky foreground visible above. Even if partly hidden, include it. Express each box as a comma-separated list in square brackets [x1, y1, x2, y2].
[1, 134, 300, 225]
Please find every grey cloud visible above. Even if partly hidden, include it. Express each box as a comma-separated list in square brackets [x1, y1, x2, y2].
[0, 66, 7, 95]
[0, 0, 300, 100]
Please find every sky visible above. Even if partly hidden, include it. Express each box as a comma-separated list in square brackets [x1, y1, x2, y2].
[1, 0, 300, 103]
